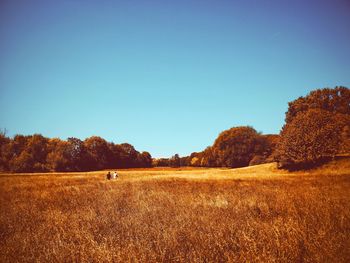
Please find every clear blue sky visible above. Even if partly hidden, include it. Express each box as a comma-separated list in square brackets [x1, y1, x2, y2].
[1, 0, 349, 157]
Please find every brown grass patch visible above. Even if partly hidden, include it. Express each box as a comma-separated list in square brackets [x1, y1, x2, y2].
[1, 161, 349, 262]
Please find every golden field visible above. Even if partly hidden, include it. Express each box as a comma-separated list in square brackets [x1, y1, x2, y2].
[0, 160, 350, 262]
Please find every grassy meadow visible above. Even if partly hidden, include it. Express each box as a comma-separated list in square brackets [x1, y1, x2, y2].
[0, 160, 350, 262]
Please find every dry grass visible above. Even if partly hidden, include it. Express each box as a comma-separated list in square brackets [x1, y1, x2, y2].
[0, 160, 349, 262]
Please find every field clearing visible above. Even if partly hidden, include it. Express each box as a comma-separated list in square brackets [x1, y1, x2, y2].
[1, 160, 350, 262]
[0, 162, 327, 181]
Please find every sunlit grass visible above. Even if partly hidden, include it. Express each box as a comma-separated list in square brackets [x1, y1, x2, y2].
[1, 160, 349, 262]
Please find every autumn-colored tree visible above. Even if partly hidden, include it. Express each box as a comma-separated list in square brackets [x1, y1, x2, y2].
[7, 135, 31, 172]
[84, 136, 112, 170]
[119, 143, 139, 168]
[169, 154, 180, 167]
[108, 143, 123, 168]
[152, 158, 170, 167]
[8, 134, 49, 172]
[212, 126, 266, 168]
[0, 132, 10, 171]
[0, 133, 152, 172]
[66, 137, 91, 171]
[200, 146, 216, 167]
[9, 135, 28, 157]
[27, 134, 49, 171]
[249, 134, 280, 166]
[277, 86, 350, 169]
[188, 152, 201, 167]
[248, 155, 267, 166]
[285, 86, 350, 123]
[277, 109, 344, 168]
[46, 138, 70, 172]
[138, 151, 152, 167]
[190, 157, 200, 166]
[339, 123, 350, 154]
[9, 151, 35, 172]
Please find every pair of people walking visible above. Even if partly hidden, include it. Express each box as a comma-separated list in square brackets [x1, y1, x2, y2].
[106, 171, 118, 180]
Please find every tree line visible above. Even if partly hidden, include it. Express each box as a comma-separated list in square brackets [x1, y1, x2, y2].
[154, 130, 279, 168]
[1, 86, 349, 172]
[0, 135, 152, 172]
[155, 86, 349, 169]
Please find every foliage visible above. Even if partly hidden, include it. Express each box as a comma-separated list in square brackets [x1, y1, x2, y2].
[66, 137, 91, 171]
[152, 158, 170, 167]
[138, 151, 153, 168]
[285, 86, 350, 123]
[0, 134, 153, 172]
[169, 154, 180, 167]
[211, 126, 267, 168]
[7, 134, 48, 172]
[277, 109, 345, 168]
[84, 136, 112, 170]
[46, 139, 71, 172]
[3, 86, 348, 171]
[190, 156, 200, 166]
[0, 133, 10, 171]
[277, 86, 350, 169]
[154, 131, 280, 168]
[249, 155, 267, 166]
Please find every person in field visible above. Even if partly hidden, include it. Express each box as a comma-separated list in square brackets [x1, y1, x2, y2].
[112, 171, 118, 179]
[106, 171, 111, 180]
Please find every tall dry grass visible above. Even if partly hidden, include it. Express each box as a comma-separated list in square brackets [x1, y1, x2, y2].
[0, 160, 349, 262]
